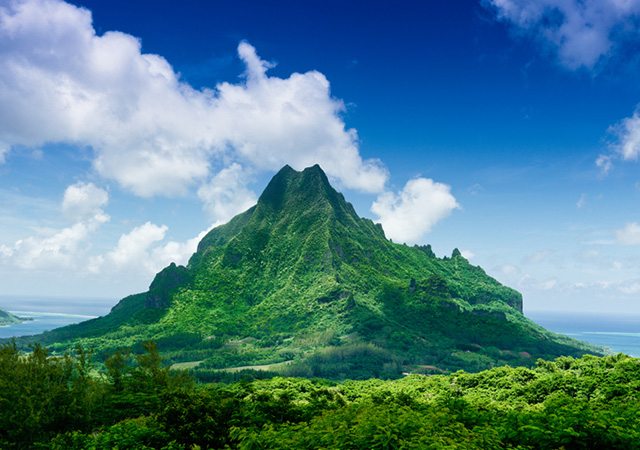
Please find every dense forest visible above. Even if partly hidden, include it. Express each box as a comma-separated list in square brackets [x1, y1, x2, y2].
[2, 339, 639, 450]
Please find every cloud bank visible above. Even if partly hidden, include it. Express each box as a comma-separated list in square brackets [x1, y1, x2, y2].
[0, 182, 109, 270]
[0, 182, 207, 279]
[0, 0, 386, 209]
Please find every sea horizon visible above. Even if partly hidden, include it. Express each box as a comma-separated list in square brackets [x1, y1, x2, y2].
[526, 310, 640, 358]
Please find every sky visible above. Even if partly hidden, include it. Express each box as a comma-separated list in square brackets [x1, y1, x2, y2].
[2, 0, 640, 314]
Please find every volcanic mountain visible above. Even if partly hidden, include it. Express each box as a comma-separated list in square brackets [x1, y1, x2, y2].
[21, 165, 603, 378]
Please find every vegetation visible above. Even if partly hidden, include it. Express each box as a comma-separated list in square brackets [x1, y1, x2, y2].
[1, 339, 638, 450]
[7, 165, 604, 377]
[0, 307, 25, 326]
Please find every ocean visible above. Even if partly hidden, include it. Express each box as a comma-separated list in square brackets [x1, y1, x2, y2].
[0, 295, 116, 340]
[526, 310, 640, 357]
[1, 298, 639, 358]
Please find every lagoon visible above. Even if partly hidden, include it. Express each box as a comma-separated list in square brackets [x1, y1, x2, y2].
[0, 295, 116, 339]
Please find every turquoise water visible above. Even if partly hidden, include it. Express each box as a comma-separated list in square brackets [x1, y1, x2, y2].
[527, 310, 640, 357]
[0, 296, 115, 339]
[0, 311, 98, 339]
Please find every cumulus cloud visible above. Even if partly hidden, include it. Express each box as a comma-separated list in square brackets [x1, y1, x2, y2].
[614, 222, 640, 245]
[90, 222, 210, 276]
[0, 179, 204, 277]
[150, 228, 209, 269]
[197, 163, 258, 225]
[103, 222, 168, 270]
[0, 221, 100, 269]
[0, 180, 109, 269]
[371, 177, 459, 244]
[485, 0, 640, 70]
[62, 181, 108, 222]
[598, 107, 640, 173]
[0, 0, 387, 222]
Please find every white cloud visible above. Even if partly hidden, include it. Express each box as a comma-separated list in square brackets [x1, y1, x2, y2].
[62, 181, 108, 222]
[486, 0, 640, 70]
[91, 222, 210, 276]
[197, 163, 258, 226]
[1, 222, 93, 269]
[101, 222, 168, 271]
[461, 250, 476, 260]
[151, 228, 209, 269]
[599, 107, 640, 172]
[371, 177, 459, 244]
[0, 180, 109, 269]
[596, 103, 640, 174]
[0, 0, 387, 223]
[614, 222, 640, 245]
[596, 153, 614, 175]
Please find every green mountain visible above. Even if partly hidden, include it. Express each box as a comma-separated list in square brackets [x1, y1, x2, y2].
[0, 307, 24, 327]
[17, 165, 604, 378]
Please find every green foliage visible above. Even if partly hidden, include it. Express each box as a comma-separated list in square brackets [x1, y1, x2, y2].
[0, 307, 24, 326]
[0, 341, 98, 449]
[1, 345, 639, 450]
[280, 343, 403, 380]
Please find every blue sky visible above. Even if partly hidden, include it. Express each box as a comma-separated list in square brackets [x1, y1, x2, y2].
[2, 0, 640, 314]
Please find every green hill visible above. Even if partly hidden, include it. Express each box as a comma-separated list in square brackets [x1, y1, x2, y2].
[0, 307, 24, 327]
[15, 165, 605, 378]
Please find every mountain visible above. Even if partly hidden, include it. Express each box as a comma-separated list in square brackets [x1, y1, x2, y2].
[15, 165, 604, 378]
[0, 307, 25, 327]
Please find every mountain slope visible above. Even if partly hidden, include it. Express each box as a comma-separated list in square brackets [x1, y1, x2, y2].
[17, 165, 604, 377]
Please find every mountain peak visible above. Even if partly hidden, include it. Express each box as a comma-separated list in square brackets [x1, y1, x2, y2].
[256, 164, 352, 219]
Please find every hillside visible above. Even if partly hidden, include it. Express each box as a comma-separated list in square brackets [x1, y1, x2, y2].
[0, 307, 24, 327]
[15, 165, 605, 377]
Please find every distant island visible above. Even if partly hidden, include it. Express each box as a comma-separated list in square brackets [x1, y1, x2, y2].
[0, 307, 30, 327]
